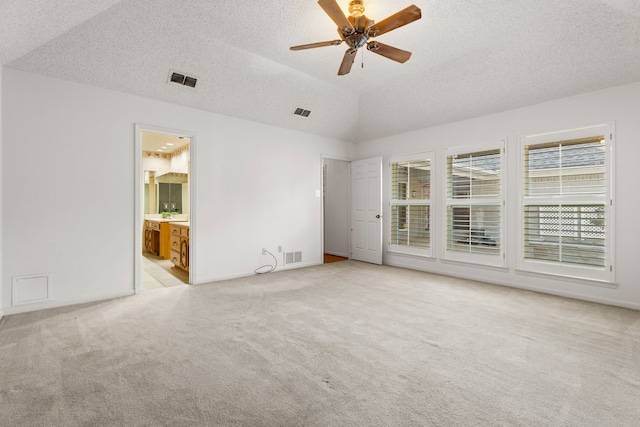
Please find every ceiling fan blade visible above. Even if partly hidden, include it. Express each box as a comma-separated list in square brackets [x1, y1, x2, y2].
[367, 42, 412, 63]
[367, 4, 421, 37]
[318, 0, 354, 31]
[290, 40, 343, 51]
[338, 49, 356, 75]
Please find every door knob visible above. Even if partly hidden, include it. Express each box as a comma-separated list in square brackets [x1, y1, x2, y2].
[376, 214, 381, 219]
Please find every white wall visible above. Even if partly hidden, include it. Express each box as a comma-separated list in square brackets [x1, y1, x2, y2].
[2, 69, 354, 314]
[355, 82, 640, 309]
[323, 158, 350, 258]
[0, 66, 3, 319]
[3, 67, 639, 313]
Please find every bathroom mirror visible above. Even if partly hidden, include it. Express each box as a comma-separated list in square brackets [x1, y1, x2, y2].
[141, 131, 190, 216]
[144, 171, 189, 215]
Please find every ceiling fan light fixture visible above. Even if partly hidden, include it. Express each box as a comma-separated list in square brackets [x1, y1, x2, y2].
[348, 0, 364, 17]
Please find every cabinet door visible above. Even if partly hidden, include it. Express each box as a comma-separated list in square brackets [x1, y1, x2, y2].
[180, 237, 189, 270]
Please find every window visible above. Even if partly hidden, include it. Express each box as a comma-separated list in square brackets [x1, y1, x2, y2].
[389, 153, 432, 257]
[444, 142, 505, 266]
[519, 124, 613, 282]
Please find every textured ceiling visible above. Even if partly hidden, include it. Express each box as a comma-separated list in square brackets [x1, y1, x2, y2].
[0, 0, 124, 65]
[5, 0, 640, 143]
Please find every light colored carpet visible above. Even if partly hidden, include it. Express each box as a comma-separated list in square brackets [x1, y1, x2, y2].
[0, 261, 639, 426]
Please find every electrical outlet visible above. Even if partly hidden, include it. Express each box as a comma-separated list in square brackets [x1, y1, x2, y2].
[262, 248, 267, 255]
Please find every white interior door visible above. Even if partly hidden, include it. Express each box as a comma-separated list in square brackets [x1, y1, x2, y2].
[351, 157, 383, 264]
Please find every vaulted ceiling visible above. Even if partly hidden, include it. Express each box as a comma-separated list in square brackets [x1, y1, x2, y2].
[3, 0, 640, 143]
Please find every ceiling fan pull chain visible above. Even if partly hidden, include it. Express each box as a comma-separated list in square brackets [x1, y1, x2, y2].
[361, 48, 364, 68]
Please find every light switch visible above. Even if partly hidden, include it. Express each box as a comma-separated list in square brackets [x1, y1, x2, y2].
[315, 189, 321, 197]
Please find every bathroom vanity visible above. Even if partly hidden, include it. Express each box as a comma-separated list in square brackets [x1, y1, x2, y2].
[144, 218, 188, 260]
[169, 222, 190, 272]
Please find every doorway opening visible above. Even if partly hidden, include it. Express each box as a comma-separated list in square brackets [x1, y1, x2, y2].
[322, 157, 351, 264]
[135, 125, 196, 292]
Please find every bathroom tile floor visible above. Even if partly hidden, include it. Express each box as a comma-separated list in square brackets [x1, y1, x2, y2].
[142, 252, 189, 289]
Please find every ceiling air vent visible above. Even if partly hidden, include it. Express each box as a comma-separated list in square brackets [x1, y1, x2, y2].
[293, 107, 311, 118]
[183, 76, 197, 88]
[169, 71, 197, 88]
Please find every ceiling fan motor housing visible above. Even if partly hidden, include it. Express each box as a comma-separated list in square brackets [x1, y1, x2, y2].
[345, 32, 368, 50]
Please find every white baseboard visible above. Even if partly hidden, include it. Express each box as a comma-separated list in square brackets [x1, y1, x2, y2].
[194, 261, 324, 285]
[2, 290, 135, 316]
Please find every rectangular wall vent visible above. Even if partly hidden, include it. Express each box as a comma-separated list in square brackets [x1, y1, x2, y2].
[285, 251, 302, 265]
[293, 107, 311, 118]
[169, 71, 197, 88]
[12, 273, 52, 306]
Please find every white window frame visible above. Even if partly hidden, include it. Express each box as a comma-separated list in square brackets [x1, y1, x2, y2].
[442, 140, 506, 267]
[388, 152, 434, 258]
[517, 123, 615, 284]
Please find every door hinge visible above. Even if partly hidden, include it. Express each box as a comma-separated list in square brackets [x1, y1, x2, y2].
[610, 265, 613, 272]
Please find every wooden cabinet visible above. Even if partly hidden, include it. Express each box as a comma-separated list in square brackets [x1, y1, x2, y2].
[145, 219, 187, 259]
[170, 223, 189, 271]
[144, 220, 161, 256]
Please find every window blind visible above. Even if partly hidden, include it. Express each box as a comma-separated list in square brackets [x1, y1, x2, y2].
[390, 158, 431, 254]
[448, 149, 501, 199]
[391, 160, 431, 200]
[447, 205, 501, 255]
[522, 134, 608, 270]
[524, 204, 605, 267]
[391, 204, 430, 248]
[525, 137, 605, 197]
[445, 146, 503, 260]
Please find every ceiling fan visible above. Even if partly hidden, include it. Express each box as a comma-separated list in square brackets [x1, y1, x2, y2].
[290, 0, 422, 75]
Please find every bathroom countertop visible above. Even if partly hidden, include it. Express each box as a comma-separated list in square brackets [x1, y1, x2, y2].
[145, 217, 188, 223]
